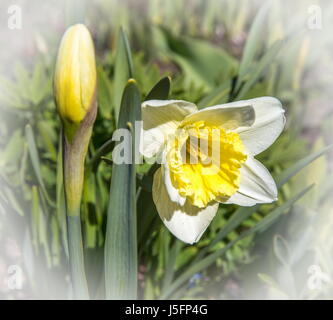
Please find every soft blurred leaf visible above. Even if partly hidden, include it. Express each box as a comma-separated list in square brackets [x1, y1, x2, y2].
[273, 235, 290, 266]
[25, 124, 54, 207]
[155, 27, 238, 91]
[236, 39, 283, 99]
[97, 65, 113, 120]
[236, 1, 271, 90]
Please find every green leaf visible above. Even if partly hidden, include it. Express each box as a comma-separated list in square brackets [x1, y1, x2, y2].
[137, 163, 158, 193]
[113, 28, 134, 121]
[155, 27, 238, 91]
[88, 138, 115, 172]
[14, 62, 32, 102]
[258, 273, 280, 289]
[1, 186, 25, 217]
[162, 240, 183, 292]
[31, 186, 40, 253]
[245, 186, 313, 236]
[30, 62, 51, 106]
[105, 80, 141, 299]
[0, 75, 25, 109]
[236, 39, 283, 99]
[273, 235, 290, 266]
[51, 215, 61, 266]
[145, 76, 171, 101]
[97, 65, 113, 120]
[0, 129, 24, 167]
[276, 144, 333, 188]
[37, 121, 57, 161]
[101, 156, 113, 166]
[197, 79, 232, 108]
[25, 125, 55, 207]
[31, 186, 52, 267]
[55, 133, 68, 257]
[137, 190, 159, 249]
[236, 0, 271, 91]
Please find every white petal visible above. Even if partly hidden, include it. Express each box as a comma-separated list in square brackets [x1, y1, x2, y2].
[141, 100, 197, 158]
[235, 97, 285, 155]
[162, 161, 186, 206]
[182, 97, 285, 156]
[153, 168, 219, 244]
[182, 102, 255, 130]
[139, 126, 166, 159]
[223, 156, 278, 206]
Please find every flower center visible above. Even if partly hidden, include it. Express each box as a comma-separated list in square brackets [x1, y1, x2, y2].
[166, 121, 247, 208]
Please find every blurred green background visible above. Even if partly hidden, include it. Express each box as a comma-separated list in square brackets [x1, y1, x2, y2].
[0, 0, 332, 299]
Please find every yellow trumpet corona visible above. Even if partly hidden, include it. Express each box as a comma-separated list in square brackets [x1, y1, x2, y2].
[54, 24, 96, 126]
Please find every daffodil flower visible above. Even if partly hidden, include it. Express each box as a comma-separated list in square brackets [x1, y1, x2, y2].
[141, 97, 285, 244]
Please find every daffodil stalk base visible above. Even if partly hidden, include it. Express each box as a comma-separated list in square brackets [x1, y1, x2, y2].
[66, 214, 89, 299]
[63, 104, 97, 299]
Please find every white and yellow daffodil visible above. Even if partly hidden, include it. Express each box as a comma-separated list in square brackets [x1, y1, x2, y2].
[141, 97, 285, 244]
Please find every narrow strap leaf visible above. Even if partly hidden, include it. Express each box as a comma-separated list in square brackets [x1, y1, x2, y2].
[105, 80, 141, 299]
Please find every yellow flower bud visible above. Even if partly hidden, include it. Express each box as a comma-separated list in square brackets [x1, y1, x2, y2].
[54, 24, 97, 126]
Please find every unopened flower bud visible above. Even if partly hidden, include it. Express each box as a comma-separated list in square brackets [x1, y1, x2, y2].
[54, 24, 97, 135]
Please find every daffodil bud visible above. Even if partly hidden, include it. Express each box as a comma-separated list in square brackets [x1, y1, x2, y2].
[54, 24, 97, 138]
[54, 24, 97, 216]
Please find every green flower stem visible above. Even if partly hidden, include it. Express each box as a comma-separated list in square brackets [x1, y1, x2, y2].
[66, 214, 89, 299]
[63, 126, 93, 300]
